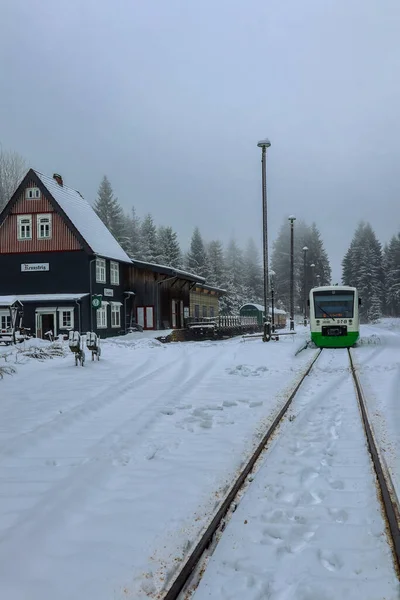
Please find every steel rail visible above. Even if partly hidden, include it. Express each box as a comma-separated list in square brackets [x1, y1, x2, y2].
[162, 349, 323, 600]
[348, 348, 400, 574]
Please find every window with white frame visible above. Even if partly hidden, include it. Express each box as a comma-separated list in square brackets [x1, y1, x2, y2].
[37, 214, 52, 239]
[111, 303, 121, 328]
[96, 258, 106, 283]
[17, 215, 32, 240]
[25, 187, 41, 199]
[58, 308, 74, 330]
[110, 261, 120, 285]
[0, 313, 11, 331]
[96, 304, 108, 328]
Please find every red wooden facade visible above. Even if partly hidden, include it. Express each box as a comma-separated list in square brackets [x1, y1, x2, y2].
[0, 180, 82, 254]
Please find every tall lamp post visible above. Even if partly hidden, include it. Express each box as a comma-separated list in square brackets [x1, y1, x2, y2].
[316, 274, 321, 287]
[310, 263, 315, 289]
[257, 138, 271, 342]
[302, 246, 308, 326]
[288, 216, 296, 331]
[270, 270, 276, 333]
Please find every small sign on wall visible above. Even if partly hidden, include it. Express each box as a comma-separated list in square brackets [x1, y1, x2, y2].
[104, 288, 114, 297]
[21, 263, 49, 272]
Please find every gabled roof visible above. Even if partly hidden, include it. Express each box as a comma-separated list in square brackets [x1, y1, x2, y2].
[0, 169, 131, 264]
[34, 171, 131, 263]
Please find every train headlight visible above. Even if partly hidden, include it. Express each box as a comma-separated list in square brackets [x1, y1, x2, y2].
[349, 320, 353, 325]
[316, 320, 320, 325]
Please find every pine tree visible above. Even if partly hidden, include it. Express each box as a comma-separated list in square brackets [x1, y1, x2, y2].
[270, 221, 292, 311]
[242, 238, 263, 302]
[383, 234, 400, 316]
[220, 238, 246, 314]
[0, 148, 26, 209]
[156, 226, 182, 268]
[368, 293, 382, 322]
[94, 176, 125, 242]
[125, 207, 142, 258]
[140, 214, 158, 263]
[270, 219, 331, 313]
[341, 222, 383, 322]
[186, 227, 208, 277]
[206, 240, 225, 288]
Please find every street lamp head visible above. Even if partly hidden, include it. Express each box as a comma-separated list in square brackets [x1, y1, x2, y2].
[310, 263, 315, 268]
[288, 215, 296, 221]
[257, 138, 271, 149]
[303, 246, 308, 252]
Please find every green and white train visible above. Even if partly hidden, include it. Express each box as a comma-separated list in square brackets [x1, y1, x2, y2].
[309, 285, 360, 348]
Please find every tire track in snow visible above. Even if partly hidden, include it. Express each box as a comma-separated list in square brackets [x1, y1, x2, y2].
[0, 352, 182, 459]
[0, 345, 224, 551]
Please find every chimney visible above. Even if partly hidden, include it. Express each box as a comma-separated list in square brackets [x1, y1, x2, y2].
[53, 173, 63, 186]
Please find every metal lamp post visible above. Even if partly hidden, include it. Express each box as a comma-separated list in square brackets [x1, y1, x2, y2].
[316, 274, 321, 287]
[310, 263, 315, 289]
[288, 216, 296, 331]
[302, 246, 308, 326]
[270, 270, 276, 333]
[257, 138, 271, 342]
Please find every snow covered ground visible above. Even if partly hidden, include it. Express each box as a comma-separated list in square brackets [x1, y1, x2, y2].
[353, 319, 400, 504]
[192, 347, 399, 600]
[0, 329, 319, 600]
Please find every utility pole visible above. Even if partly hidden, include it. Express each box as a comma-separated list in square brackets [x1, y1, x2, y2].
[288, 216, 296, 331]
[270, 270, 276, 333]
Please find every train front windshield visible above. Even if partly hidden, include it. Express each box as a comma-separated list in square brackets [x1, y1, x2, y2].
[313, 291, 354, 319]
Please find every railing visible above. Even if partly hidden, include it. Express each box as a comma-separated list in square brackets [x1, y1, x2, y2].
[185, 316, 258, 329]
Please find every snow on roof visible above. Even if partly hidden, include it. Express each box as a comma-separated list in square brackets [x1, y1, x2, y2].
[195, 283, 227, 294]
[0, 296, 20, 307]
[240, 303, 287, 315]
[132, 259, 205, 282]
[0, 293, 89, 306]
[35, 171, 132, 263]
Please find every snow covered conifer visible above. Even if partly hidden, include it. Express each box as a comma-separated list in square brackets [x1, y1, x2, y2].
[342, 222, 383, 321]
[207, 240, 226, 288]
[383, 234, 400, 316]
[186, 227, 208, 277]
[140, 214, 158, 263]
[124, 206, 142, 258]
[156, 226, 182, 268]
[243, 238, 263, 303]
[94, 176, 125, 243]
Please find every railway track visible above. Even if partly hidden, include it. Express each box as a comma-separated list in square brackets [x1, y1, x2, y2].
[161, 347, 400, 600]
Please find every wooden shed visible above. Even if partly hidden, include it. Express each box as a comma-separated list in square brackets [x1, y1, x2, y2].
[125, 261, 205, 330]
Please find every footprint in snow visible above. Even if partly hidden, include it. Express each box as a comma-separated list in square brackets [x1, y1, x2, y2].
[329, 479, 345, 490]
[160, 408, 175, 416]
[318, 549, 343, 572]
[328, 508, 348, 523]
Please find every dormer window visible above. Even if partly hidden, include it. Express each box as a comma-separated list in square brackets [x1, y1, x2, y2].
[25, 187, 41, 200]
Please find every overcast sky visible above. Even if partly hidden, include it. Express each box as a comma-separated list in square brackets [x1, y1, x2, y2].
[1, 0, 400, 281]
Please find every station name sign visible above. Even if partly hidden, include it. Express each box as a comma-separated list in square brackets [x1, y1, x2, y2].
[21, 263, 50, 272]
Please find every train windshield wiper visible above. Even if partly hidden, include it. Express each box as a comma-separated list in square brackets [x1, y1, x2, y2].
[316, 304, 335, 321]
